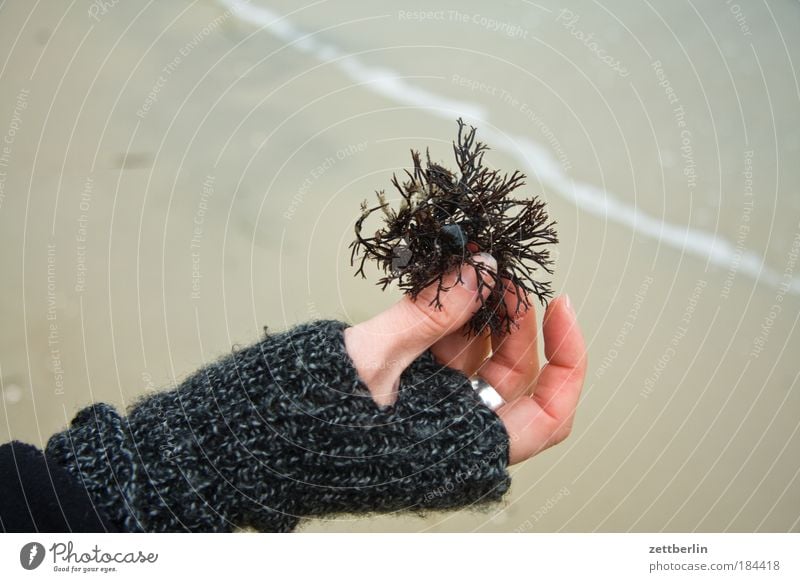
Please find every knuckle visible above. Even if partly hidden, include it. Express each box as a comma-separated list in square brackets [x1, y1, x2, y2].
[403, 297, 449, 337]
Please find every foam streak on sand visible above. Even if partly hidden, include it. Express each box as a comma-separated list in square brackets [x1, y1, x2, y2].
[220, 0, 800, 294]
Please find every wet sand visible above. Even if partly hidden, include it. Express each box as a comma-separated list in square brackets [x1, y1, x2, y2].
[0, 0, 798, 532]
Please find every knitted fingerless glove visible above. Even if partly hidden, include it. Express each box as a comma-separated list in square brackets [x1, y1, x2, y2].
[45, 320, 511, 532]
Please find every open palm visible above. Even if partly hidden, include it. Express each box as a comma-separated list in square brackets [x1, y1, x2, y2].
[344, 255, 587, 466]
[432, 290, 587, 465]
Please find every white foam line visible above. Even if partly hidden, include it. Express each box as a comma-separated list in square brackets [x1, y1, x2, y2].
[221, 0, 800, 295]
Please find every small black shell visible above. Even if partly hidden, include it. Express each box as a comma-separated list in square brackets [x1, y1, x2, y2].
[439, 223, 467, 251]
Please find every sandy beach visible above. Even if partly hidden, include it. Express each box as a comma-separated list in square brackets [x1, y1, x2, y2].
[0, 0, 798, 532]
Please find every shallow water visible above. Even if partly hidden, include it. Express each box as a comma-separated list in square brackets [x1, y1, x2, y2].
[0, 0, 798, 532]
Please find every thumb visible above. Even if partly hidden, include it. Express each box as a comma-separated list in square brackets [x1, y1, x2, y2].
[396, 252, 498, 356]
[347, 253, 498, 379]
[345, 253, 498, 407]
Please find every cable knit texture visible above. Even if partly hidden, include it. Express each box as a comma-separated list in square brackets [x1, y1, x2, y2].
[45, 320, 511, 532]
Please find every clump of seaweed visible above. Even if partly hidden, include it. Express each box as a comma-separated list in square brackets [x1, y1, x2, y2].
[350, 118, 558, 337]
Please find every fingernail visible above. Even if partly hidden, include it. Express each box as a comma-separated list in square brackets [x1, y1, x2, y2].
[564, 294, 573, 313]
[475, 252, 497, 272]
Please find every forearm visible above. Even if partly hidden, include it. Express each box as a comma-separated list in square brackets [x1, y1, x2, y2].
[45, 320, 511, 532]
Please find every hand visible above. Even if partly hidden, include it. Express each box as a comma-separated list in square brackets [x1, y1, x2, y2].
[344, 253, 587, 466]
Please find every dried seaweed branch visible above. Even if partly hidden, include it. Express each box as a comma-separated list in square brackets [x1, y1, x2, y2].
[350, 118, 558, 337]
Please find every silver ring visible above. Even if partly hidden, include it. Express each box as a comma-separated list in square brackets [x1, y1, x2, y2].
[470, 377, 506, 411]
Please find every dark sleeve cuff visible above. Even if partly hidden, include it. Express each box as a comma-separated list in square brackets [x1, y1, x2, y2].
[45, 320, 511, 532]
[0, 441, 118, 532]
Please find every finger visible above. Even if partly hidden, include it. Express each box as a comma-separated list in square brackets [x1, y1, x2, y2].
[431, 277, 527, 379]
[386, 252, 497, 366]
[431, 328, 492, 377]
[475, 283, 539, 402]
[496, 396, 556, 465]
[532, 295, 587, 425]
[345, 253, 497, 390]
[497, 295, 586, 465]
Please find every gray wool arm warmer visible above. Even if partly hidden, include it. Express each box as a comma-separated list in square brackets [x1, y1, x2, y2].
[45, 320, 511, 532]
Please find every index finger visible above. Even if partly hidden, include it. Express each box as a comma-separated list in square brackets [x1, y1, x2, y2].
[476, 281, 540, 402]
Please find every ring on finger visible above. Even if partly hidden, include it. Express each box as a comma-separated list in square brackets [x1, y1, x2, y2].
[470, 376, 506, 411]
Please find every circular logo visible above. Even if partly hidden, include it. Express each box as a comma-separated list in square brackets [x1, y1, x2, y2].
[20, 542, 46, 570]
